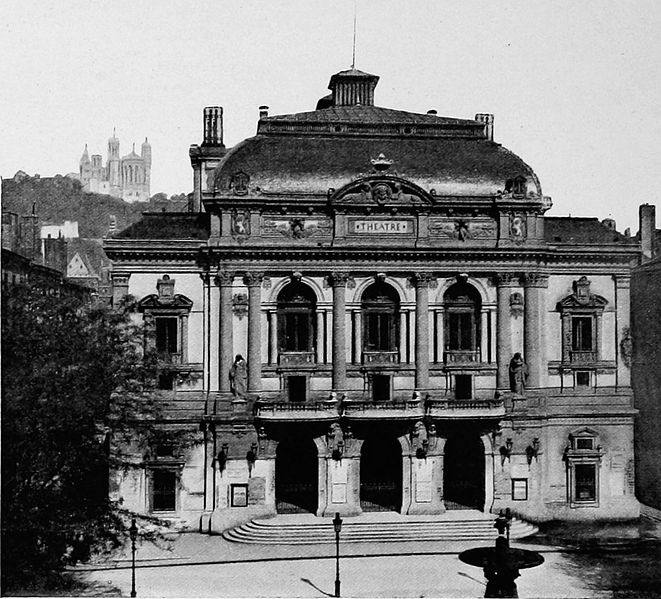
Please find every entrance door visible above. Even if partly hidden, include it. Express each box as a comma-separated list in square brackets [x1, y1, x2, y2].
[443, 434, 485, 510]
[275, 438, 318, 514]
[360, 437, 402, 512]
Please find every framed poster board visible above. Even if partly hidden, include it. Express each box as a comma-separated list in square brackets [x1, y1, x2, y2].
[512, 478, 528, 501]
[230, 483, 249, 507]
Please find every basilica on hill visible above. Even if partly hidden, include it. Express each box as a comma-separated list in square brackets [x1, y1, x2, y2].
[78, 131, 151, 202]
[105, 67, 648, 532]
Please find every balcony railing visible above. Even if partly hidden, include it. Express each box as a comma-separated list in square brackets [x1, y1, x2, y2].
[158, 351, 182, 364]
[343, 398, 423, 419]
[444, 350, 480, 364]
[362, 350, 399, 365]
[254, 399, 338, 420]
[278, 351, 316, 367]
[569, 350, 597, 363]
[426, 398, 505, 419]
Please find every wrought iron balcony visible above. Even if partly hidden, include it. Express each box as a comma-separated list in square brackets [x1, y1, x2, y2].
[278, 351, 316, 367]
[425, 398, 505, 419]
[362, 350, 399, 365]
[254, 398, 338, 420]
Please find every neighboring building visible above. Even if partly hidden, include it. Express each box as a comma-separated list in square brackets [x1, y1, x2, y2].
[632, 205, 661, 510]
[78, 131, 151, 202]
[106, 68, 643, 531]
[2, 210, 90, 299]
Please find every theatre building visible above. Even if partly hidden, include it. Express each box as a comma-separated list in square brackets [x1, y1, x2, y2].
[105, 68, 644, 531]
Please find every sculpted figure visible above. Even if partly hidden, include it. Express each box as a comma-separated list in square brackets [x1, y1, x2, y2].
[229, 354, 248, 397]
[509, 353, 528, 394]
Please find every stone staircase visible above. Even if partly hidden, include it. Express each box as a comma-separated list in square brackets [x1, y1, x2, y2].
[223, 510, 538, 545]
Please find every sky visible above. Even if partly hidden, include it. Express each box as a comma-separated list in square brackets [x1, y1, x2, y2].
[1, 0, 660, 233]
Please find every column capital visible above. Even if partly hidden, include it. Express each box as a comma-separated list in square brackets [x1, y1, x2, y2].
[494, 272, 520, 287]
[327, 271, 352, 287]
[522, 273, 549, 288]
[112, 273, 131, 286]
[613, 274, 631, 289]
[411, 272, 437, 288]
[243, 271, 265, 287]
[215, 270, 234, 286]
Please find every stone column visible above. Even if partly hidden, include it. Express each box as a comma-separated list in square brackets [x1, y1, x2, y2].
[480, 310, 489, 363]
[496, 273, 518, 389]
[330, 272, 349, 390]
[111, 273, 130, 307]
[414, 273, 433, 389]
[269, 310, 278, 365]
[316, 310, 325, 363]
[217, 271, 234, 392]
[523, 273, 549, 388]
[400, 310, 408, 363]
[435, 310, 444, 364]
[353, 309, 362, 364]
[244, 272, 264, 392]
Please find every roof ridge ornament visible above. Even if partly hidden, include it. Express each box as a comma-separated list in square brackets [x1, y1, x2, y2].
[370, 153, 393, 172]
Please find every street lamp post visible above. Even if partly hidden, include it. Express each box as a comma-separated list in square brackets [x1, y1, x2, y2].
[333, 512, 343, 598]
[129, 518, 138, 598]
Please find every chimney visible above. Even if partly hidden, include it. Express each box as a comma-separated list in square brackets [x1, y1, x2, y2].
[639, 203, 656, 262]
[43, 235, 68, 275]
[475, 113, 494, 141]
[259, 105, 269, 119]
[19, 213, 41, 263]
[203, 106, 223, 146]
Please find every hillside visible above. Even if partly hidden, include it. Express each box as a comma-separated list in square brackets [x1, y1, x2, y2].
[1, 173, 150, 238]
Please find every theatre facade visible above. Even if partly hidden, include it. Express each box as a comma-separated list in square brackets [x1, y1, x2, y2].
[105, 69, 643, 531]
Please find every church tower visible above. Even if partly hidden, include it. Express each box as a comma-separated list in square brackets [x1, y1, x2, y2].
[141, 137, 152, 190]
[107, 129, 121, 194]
[79, 144, 91, 187]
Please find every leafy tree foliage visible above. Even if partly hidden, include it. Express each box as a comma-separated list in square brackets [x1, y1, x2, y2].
[1, 285, 159, 592]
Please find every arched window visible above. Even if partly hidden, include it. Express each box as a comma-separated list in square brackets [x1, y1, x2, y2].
[444, 282, 481, 359]
[277, 282, 316, 352]
[362, 282, 399, 352]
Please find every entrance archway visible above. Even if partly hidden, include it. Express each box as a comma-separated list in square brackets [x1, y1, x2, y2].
[275, 437, 318, 514]
[443, 434, 485, 510]
[360, 437, 402, 512]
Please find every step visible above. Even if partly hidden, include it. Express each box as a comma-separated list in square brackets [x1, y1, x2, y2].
[223, 511, 538, 545]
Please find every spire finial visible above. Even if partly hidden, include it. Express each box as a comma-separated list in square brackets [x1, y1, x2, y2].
[351, 0, 357, 69]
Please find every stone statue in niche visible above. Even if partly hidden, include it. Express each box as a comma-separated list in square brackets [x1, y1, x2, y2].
[229, 354, 248, 398]
[509, 353, 528, 394]
[510, 292, 524, 318]
[510, 215, 526, 240]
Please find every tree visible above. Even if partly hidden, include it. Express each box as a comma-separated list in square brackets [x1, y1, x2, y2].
[1, 285, 159, 592]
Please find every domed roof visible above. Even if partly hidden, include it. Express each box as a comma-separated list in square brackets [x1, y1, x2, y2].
[212, 106, 540, 197]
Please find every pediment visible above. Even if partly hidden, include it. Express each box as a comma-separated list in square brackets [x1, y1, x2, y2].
[330, 175, 433, 208]
[137, 294, 193, 311]
[557, 294, 608, 310]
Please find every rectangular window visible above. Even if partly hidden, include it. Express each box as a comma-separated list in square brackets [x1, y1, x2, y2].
[512, 479, 528, 501]
[152, 470, 177, 512]
[455, 374, 472, 400]
[571, 317, 593, 351]
[576, 371, 591, 387]
[574, 464, 597, 502]
[372, 375, 391, 401]
[448, 312, 475, 351]
[287, 376, 307, 402]
[158, 372, 175, 390]
[366, 313, 392, 350]
[156, 317, 178, 354]
[576, 437, 594, 450]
